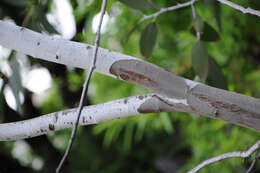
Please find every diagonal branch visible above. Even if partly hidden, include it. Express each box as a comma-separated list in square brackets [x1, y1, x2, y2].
[217, 0, 260, 17]
[0, 21, 260, 131]
[124, 0, 196, 43]
[188, 140, 260, 173]
[0, 94, 192, 141]
[56, 0, 107, 172]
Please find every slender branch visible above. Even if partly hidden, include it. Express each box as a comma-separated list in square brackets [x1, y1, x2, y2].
[0, 21, 260, 131]
[56, 0, 107, 172]
[141, 0, 196, 21]
[125, 0, 196, 42]
[246, 154, 260, 173]
[188, 140, 260, 173]
[217, 0, 260, 17]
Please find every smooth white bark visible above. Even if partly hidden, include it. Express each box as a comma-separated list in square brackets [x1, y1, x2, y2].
[0, 94, 191, 141]
[0, 21, 260, 141]
[0, 20, 135, 78]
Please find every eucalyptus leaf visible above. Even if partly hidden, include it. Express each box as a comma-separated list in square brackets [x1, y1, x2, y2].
[0, 83, 6, 122]
[191, 40, 208, 80]
[191, 22, 220, 42]
[2, 0, 27, 7]
[119, 0, 154, 11]
[140, 22, 158, 58]
[213, 1, 221, 32]
[248, 0, 260, 10]
[204, 0, 222, 31]
[8, 58, 23, 114]
[38, 10, 58, 34]
[193, 15, 204, 34]
[207, 56, 228, 90]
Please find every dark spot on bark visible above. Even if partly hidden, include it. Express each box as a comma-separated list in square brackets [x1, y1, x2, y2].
[20, 27, 24, 31]
[40, 129, 44, 133]
[83, 117, 86, 123]
[110, 67, 156, 86]
[56, 55, 59, 59]
[62, 109, 74, 116]
[86, 45, 91, 49]
[54, 113, 58, 123]
[37, 42, 40, 46]
[214, 110, 219, 117]
[49, 124, 55, 131]
[70, 122, 73, 125]
[89, 116, 92, 120]
[137, 107, 154, 114]
[119, 73, 128, 80]
[124, 99, 128, 104]
[138, 95, 144, 100]
[192, 93, 260, 119]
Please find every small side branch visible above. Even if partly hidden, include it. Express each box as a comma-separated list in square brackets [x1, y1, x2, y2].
[142, 0, 196, 21]
[246, 154, 260, 173]
[128, 0, 196, 35]
[188, 140, 260, 173]
[217, 0, 260, 17]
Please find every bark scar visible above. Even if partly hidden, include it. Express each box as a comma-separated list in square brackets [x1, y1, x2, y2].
[110, 68, 157, 87]
[192, 93, 260, 118]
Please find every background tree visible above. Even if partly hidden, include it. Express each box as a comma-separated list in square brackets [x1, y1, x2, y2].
[0, 0, 260, 172]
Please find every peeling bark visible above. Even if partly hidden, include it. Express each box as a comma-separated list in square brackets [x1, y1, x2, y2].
[187, 85, 260, 130]
[110, 59, 187, 99]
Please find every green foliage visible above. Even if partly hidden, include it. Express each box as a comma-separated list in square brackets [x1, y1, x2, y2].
[191, 40, 208, 80]
[119, 0, 155, 11]
[248, 0, 260, 10]
[193, 15, 204, 34]
[140, 22, 158, 58]
[1, 0, 260, 172]
[191, 22, 220, 42]
[207, 56, 228, 90]
[8, 53, 24, 114]
[2, 0, 27, 7]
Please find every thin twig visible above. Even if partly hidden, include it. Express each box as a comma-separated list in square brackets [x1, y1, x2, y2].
[141, 0, 196, 21]
[55, 0, 107, 172]
[124, 0, 196, 43]
[217, 0, 260, 17]
[188, 140, 260, 173]
[246, 154, 260, 173]
[0, 71, 8, 82]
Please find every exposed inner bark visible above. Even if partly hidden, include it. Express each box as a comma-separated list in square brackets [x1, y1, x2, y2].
[110, 59, 187, 99]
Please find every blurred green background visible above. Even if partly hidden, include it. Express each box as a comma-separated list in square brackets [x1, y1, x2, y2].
[0, 0, 260, 172]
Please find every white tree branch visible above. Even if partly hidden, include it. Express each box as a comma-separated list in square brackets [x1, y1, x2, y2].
[188, 140, 260, 173]
[0, 20, 260, 133]
[0, 94, 192, 141]
[56, 1, 108, 172]
[217, 0, 260, 17]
